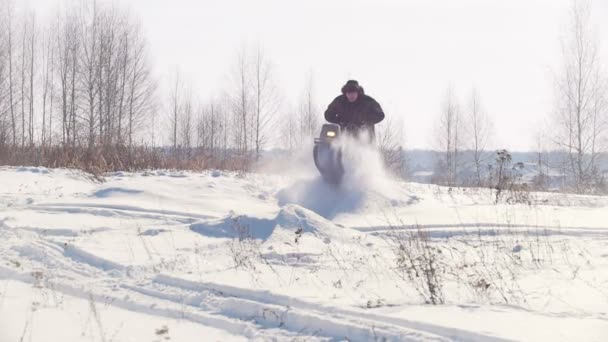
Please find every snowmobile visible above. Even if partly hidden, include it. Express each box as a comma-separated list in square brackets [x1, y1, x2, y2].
[313, 123, 344, 184]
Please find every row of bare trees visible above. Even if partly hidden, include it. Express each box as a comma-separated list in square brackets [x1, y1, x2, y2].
[433, 87, 494, 187]
[165, 54, 336, 170]
[432, 1, 607, 194]
[281, 72, 322, 152]
[0, 0, 156, 158]
[164, 53, 407, 172]
[0, 2, 38, 148]
[1, 1, 355, 172]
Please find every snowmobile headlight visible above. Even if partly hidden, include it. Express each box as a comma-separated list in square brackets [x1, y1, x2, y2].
[326, 131, 336, 138]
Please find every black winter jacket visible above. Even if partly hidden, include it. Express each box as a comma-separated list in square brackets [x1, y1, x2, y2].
[324, 93, 385, 140]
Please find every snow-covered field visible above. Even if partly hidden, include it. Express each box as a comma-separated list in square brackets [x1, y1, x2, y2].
[1, 165, 608, 341]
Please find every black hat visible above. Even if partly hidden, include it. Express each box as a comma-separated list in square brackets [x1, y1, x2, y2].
[341, 80, 360, 94]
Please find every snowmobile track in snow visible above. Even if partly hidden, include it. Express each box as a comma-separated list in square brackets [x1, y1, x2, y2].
[0, 226, 509, 342]
[0, 264, 508, 342]
[353, 222, 608, 238]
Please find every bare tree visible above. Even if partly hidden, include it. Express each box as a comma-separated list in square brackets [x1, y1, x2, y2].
[277, 72, 317, 154]
[377, 116, 407, 178]
[23, 11, 36, 146]
[219, 96, 230, 166]
[68, 20, 79, 147]
[252, 46, 279, 160]
[554, 0, 607, 192]
[77, 0, 100, 151]
[56, 9, 80, 147]
[167, 68, 194, 153]
[0, 1, 8, 146]
[179, 85, 194, 152]
[168, 69, 182, 150]
[229, 46, 252, 156]
[198, 98, 224, 155]
[280, 106, 299, 153]
[124, 20, 156, 149]
[6, 0, 17, 145]
[41, 21, 55, 146]
[196, 102, 206, 150]
[465, 89, 493, 186]
[19, 11, 35, 147]
[98, 6, 123, 146]
[298, 71, 320, 144]
[435, 86, 462, 186]
[532, 128, 551, 190]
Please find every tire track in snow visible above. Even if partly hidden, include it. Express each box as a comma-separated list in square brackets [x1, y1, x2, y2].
[0, 252, 447, 341]
[0, 228, 441, 341]
[352, 223, 608, 238]
[124, 281, 450, 342]
[0, 266, 318, 341]
[0, 227, 499, 341]
[0, 234, 326, 341]
[32, 203, 216, 222]
[150, 274, 510, 342]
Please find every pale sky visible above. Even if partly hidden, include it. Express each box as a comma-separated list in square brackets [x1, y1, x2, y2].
[26, 0, 608, 151]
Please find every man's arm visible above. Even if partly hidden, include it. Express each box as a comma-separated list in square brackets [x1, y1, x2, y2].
[324, 96, 342, 124]
[365, 97, 385, 124]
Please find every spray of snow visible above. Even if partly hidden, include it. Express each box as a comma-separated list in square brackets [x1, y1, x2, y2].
[338, 135, 392, 194]
[272, 135, 393, 218]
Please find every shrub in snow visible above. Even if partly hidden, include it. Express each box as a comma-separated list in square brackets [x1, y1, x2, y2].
[392, 228, 446, 305]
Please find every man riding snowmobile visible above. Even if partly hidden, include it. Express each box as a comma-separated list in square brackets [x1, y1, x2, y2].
[324, 80, 385, 142]
[313, 80, 385, 184]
